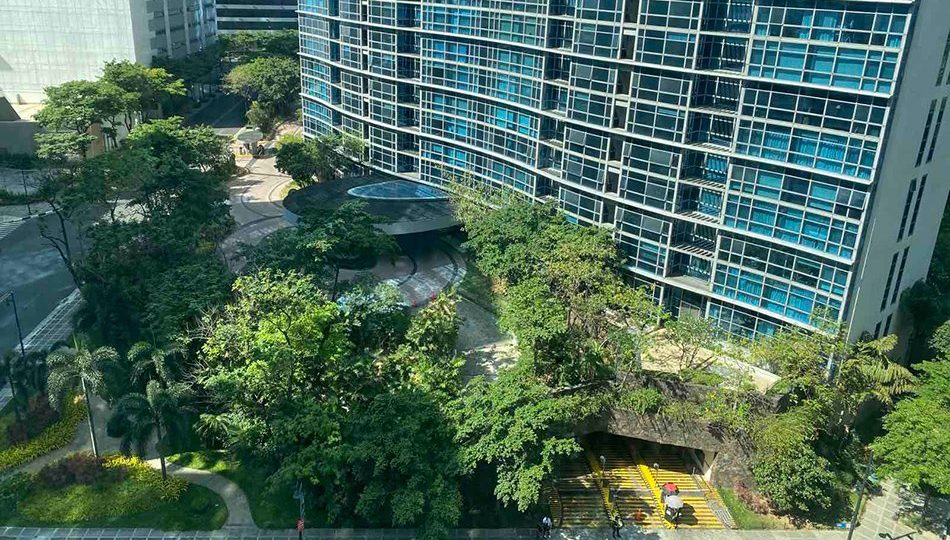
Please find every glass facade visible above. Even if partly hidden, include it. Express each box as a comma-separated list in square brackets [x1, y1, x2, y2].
[299, 0, 915, 340]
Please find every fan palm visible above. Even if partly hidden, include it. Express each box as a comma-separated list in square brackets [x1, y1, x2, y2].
[109, 380, 192, 480]
[127, 341, 182, 388]
[46, 339, 120, 458]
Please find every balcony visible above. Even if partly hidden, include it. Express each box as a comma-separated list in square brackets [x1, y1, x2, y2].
[700, 0, 752, 33]
[671, 223, 717, 259]
[696, 36, 747, 73]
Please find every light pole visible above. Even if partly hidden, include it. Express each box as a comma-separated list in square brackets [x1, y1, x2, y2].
[293, 481, 305, 540]
[848, 450, 875, 540]
[1, 290, 26, 359]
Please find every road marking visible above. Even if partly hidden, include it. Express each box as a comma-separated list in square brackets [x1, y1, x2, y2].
[0, 220, 24, 241]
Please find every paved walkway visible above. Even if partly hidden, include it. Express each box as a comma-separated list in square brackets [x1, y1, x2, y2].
[220, 156, 292, 272]
[145, 460, 253, 527]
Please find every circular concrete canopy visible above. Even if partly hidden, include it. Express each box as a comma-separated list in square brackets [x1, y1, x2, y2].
[283, 172, 460, 236]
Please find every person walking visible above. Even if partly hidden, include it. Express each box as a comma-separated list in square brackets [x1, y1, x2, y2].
[611, 514, 624, 539]
[542, 515, 553, 539]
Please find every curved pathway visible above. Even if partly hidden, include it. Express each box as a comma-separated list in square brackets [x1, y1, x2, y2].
[146, 459, 254, 527]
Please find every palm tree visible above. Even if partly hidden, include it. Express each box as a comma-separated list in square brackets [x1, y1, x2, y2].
[109, 380, 192, 480]
[46, 339, 120, 458]
[127, 341, 182, 388]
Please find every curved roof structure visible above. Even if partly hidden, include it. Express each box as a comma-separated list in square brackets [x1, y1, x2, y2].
[283, 172, 460, 236]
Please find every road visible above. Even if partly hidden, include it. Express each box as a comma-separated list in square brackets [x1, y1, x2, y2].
[0, 214, 78, 353]
[185, 92, 247, 136]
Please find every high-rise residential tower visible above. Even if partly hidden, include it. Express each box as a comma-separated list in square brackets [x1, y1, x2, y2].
[299, 0, 950, 344]
[0, 0, 216, 104]
[216, 0, 298, 33]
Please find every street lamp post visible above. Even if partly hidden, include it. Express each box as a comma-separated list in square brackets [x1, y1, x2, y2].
[1, 290, 26, 358]
[848, 450, 875, 540]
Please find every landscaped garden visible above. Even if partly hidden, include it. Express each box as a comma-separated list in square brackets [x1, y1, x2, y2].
[0, 32, 947, 537]
[0, 453, 227, 529]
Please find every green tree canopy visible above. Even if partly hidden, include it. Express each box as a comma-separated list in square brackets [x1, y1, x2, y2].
[873, 358, 950, 497]
[224, 56, 299, 117]
[100, 60, 185, 125]
[451, 365, 603, 511]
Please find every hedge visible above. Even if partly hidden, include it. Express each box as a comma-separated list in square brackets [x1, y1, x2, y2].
[0, 397, 86, 472]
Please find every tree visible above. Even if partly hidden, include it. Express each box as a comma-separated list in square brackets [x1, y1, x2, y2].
[108, 380, 193, 480]
[661, 314, 721, 376]
[246, 101, 276, 136]
[127, 341, 183, 388]
[46, 340, 120, 457]
[100, 60, 186, 126]
[34, 80, 110, 159]
[873, 358, 950, 501]
[197, 270, 353, 458]
[752, 437, 837, 518]
[275, 133, 361, 186]
[389, 291, 464, 398]
[221, 30, 299, 62]
[35, 81, 103, 136]
[343, 390, 461, 539]
[75, 148, 156, 223]
[224, 56, 299, 122]
[451, 365, 602, 511]
[298, 202, 399, 296]
[500, 276, 568, 371]
[275, 135, 319, 184]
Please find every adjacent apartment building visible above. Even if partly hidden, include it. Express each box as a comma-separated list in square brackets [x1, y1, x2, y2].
[299, 0, 950, 343]
[0, 0, 217, 104]
[216, 1, 299, 32]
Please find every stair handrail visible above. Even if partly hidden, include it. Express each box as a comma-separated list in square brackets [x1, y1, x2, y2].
[630, 446, 673, 529]
[581, 442, 616, 521]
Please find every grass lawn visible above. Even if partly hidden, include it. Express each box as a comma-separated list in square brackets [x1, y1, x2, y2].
[718, 488, 790, 530]
[170, 450, 298, 529]
[3, 481, 227, 530]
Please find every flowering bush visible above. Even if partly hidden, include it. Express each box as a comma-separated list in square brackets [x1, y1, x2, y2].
[36, 452, 121, 488]
[6, 394, 60, 444]
[103, 454, 188, 501]
[0, 397, 86, 471]
[18, 454, 190, 523]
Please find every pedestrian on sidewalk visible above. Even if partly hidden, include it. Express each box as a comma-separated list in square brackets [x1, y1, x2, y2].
[542, 515, 553, 539]
[611, 513, 624, 539]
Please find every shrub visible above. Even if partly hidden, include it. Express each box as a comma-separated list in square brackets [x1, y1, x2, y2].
[734, 481, 772, 515]
[752, 439, 835, 518]
[38, 453, 110, 488]
[681, 369, 726, 387]
[104, 454, 188, 502]
[0, 397, 86, 471]
[6, 394, 60, 444]
[17, 454, 191, 524]
[617, 387, 664, 414]
[0, 473, 31, 520]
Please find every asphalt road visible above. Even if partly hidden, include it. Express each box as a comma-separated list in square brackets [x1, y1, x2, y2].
[185, 92, 248, 136]
[0, 215, 78, 353]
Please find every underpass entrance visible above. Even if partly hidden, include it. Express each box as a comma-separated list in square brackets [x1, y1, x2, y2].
[549, 433, 734, 529]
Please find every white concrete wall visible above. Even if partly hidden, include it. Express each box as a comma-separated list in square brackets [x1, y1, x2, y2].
[0, 0, 140, 104]
[846, 0, 950, 349]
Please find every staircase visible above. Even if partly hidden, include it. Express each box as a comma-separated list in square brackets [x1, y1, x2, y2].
[632, 444, 727, 529]
[586, 435, 663, 527]
[551, 453, 608, 526]
[545, 435, 733, 529]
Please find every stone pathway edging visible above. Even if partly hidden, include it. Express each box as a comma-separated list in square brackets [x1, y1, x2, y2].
[145, 459, 254, 528]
